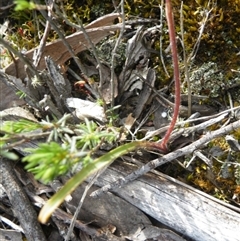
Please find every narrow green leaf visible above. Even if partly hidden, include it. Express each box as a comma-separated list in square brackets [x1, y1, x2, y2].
[38, 141, 145, 223]
[0, 150, 19, 160]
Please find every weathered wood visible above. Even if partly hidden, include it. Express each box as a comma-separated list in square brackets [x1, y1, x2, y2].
[0, 80, 25, 111]
[0, 229, 22, 241]
[65, 182, 152, 236]
[0, 158, 47, 241]
[91, 159, 240, 241]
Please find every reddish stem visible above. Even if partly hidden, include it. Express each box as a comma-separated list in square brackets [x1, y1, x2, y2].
[148, 0, 180, 153]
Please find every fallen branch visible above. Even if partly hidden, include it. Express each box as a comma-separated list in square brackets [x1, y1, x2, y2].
[91, 119, 240, 197]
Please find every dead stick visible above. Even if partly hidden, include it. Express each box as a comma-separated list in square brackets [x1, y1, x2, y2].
[0, 158, 47, 241]
[91, 120, 240, 197]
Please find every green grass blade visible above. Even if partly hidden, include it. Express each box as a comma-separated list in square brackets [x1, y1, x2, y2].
[38, 141, 145, 223]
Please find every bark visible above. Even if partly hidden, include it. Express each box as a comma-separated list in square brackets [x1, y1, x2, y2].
[0, 158, 47, 241]
[91, 159, 240, 241]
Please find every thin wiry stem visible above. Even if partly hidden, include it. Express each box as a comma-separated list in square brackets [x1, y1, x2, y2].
[188, 1, 213, 65]
[35, 1, 90, 88]
[159, 0, 170, 77]
[65, 172, 100, 241]
[180, 1, 191, 117]
[148, 0, 181, 153]
[0, 38, 40, 78]
[110, 0, 125, 107]
[73, 17, 104, 93]
[33, 0, 54, 67]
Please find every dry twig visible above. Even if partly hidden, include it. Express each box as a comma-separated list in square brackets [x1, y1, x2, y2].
[91, 119, 240, 197]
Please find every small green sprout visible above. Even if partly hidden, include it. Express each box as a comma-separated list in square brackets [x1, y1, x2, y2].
[1, 119, 42, 134]
[0, 150, 19, 160]
[22, 142, 77, 183]
[16, 90, 27, 99]
[14, 0, 36, 11]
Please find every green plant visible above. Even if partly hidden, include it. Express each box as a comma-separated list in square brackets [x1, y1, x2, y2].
[1, 0, 181, 223]
[14, 0, 36, 11]
[1, 115, 119, 181]
[0, 115, 146, 222]
[38, 140, 146, 223]
[39, 0, 181, 222]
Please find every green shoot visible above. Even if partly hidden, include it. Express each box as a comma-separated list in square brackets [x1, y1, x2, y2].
[16, 90, 27, 99]
[0, 150, 19, 160]
[14, 0, 36, 11]
[1, 119, 42, 134]
[38, 140, 146, 223]
[23, 142, 76, 183]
